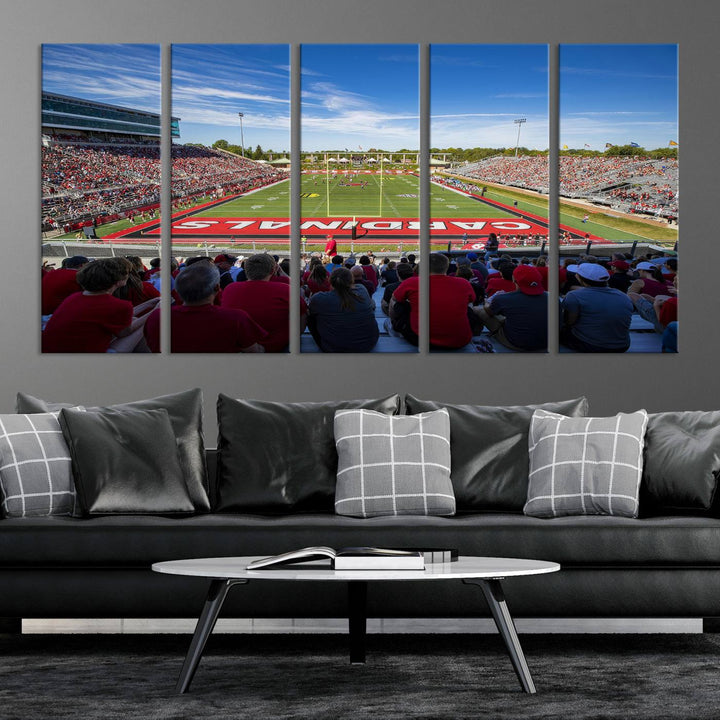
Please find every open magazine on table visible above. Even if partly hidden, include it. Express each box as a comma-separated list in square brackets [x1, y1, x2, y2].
[246, 546, 426, 571]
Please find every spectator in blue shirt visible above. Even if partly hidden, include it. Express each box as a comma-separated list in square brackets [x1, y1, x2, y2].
[560, 263, 633, 353]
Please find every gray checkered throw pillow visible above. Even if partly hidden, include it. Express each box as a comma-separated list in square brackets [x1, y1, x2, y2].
[334, 408, 455, 518]
[0, 413, 76, 517]
[524, 409, 648, 518]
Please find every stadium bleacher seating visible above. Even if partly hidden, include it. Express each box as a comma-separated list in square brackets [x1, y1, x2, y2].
[301, 283, 663, 353]
[454, 154, 678, 220]
[41, 140, 286, 230]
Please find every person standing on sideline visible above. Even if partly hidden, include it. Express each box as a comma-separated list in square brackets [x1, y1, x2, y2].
[324, 234, 337, 257]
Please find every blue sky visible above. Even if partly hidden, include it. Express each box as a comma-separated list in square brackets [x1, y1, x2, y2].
[561, 44, 678, 150]
[301, 44, 419, 152]
[41, 43, 678, 153]
[42, 44, 160, 112]
[431, 45, 549, 151]
[172, 45, 290, 152]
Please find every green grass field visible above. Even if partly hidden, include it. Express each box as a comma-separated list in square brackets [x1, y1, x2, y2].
[59, 171, 677, 247]
[173, 173, 678, 245]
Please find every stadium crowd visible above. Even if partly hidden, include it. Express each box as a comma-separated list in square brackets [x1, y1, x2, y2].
[40, 244, 678, 354]
[455, 154, 678, 219]
[41, 138, 287, 230]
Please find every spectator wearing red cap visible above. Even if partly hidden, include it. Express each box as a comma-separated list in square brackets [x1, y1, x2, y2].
[221, 253, 306, 353]
[560, 263, 633, 353]
[145, 261, 265, 353]
[324, 234, 337, 257]
[474, 265, 547, 352]
[608, 260, 632, 293]
[213, 253, 238, 289]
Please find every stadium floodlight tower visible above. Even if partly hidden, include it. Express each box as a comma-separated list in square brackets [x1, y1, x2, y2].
[238, 112, 245, 157]
[513, 118, 526, 159]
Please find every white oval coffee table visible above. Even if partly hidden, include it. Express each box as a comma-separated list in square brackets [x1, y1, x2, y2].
[153, 555, 560, 695]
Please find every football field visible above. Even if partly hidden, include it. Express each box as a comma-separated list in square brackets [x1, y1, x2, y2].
[102, 171, 675, 248]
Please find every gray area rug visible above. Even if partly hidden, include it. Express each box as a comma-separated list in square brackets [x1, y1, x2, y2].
[1, 633, 719, 719]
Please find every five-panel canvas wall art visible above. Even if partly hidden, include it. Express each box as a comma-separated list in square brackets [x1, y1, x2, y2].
[40, 43, 678, 354]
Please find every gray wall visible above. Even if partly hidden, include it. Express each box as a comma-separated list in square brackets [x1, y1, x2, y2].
[1, 0, 716, 441]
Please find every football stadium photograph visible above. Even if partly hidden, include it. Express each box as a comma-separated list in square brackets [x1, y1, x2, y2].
[40, 40, 677, 354]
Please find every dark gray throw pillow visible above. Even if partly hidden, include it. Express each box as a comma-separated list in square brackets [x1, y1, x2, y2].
[59, 407, 195, 516]
[16, 389, 209, 512]
[405, 395, 589, 512]
[215, 394, 401, 513]
[641, 410, 720, 514]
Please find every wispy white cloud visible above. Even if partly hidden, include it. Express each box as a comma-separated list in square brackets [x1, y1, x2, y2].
[560, 66, 676, 81]
[42, 44, 160, 112]
[300, 79, 419, 149]
[494, 93, 547, 100]
[560, 114, 678, 150]
[565, 111, 661, 116]
[174, 84, 289, 106]
[431, 115, 549, 150]
[432, 113, 529, 119]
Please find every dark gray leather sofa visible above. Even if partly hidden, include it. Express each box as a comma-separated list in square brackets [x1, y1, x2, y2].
[3, 451, 720, 625]
[4, 391, 720, 630]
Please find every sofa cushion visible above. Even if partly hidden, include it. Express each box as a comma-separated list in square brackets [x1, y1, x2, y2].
[0, 412, 76, 518]
[59, 407, 195, 516]
[405, 396, 589, 512]
[641, 410, 720, 514]
[215, 394, 401, 513]
[16, 389, 210, 512]
[3, 513, 720, 568]
[524, 409, 648, 519]
[334, 408, 455, 518]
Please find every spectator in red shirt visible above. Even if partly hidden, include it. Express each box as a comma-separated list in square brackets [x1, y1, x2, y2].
[41, 255, 89, 316]
[662, 258, 678, 283]
[534, 256, 549, 291]
[113, 256, 161, 307]
[485, 261, 517, 297]
[221, 253, 307, 352]
[359, 255, 379, 291]
[42, 257, 156, 353]
[145, 261, 266, 353]
[628, 262, 673, 298]
[324, 235, 337, 257]
[303, 259, 331, 297]
[628, 273, 678, 334]
[392, 253, 475, 349]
